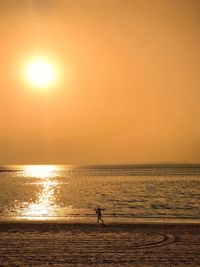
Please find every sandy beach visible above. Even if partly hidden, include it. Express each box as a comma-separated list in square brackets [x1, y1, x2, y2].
[0, 221, 199, 266]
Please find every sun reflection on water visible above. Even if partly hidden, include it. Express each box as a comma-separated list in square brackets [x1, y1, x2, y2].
[24, 165, 58, 178]
[24, 180, 57, 217]
[21, 165, 61, 219]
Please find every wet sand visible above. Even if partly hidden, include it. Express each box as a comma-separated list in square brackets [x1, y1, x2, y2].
[0, 221, 199, 266]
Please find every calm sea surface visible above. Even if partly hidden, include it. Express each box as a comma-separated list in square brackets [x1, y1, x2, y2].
[0, 165, 199, 222]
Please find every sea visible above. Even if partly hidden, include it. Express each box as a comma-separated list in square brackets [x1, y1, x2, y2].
[0, 164, 199, 223]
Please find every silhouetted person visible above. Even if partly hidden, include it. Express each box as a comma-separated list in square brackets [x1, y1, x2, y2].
[95, 207, 104, 224]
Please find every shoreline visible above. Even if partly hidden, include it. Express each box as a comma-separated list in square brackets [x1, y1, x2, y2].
[0, 220, 199, 232]
[0, 216, 199, 225]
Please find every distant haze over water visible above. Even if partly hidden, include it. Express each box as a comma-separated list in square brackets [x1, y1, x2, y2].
[1, 1, 200, 165]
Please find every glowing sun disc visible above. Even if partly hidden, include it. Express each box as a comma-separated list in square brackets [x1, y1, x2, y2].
[27, 60, 56, 87]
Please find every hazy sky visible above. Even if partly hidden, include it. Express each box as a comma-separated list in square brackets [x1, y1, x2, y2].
[0, 0, 200, 164]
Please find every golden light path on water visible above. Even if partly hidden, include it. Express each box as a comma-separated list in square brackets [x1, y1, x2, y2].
[20, 165, 72, 220]
[24, 165, 58, 179]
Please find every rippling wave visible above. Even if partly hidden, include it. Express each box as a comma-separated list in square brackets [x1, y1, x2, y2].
[0, 164, 199, 221]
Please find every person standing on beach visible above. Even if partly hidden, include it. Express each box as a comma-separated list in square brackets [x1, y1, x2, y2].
[95, 207, 104, 224]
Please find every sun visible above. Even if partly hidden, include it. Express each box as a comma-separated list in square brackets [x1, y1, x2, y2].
[27, 59, 56, 87]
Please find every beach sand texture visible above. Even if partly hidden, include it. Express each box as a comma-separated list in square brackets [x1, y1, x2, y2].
[0, 222, 199, 266]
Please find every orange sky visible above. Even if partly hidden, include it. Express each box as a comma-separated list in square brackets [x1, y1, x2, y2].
[0, 0, 200, 164]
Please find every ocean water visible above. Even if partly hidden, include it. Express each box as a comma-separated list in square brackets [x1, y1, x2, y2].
[0, 165, 199, 222]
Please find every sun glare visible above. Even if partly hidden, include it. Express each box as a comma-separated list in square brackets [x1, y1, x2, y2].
[24, 165, 58, 178]
[27, 59, 56, 87]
